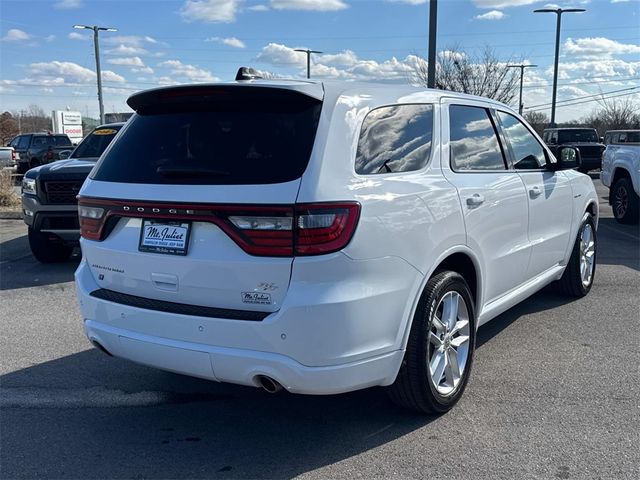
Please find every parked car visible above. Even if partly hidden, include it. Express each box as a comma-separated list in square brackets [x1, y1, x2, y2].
[601, 129, 640, 224]
[75, 80, 598, 414]
[542, 127, 605, 173]
[0, 146, 18, 169]
[8, 133, 73, 174]
[21, 124, 124, 262]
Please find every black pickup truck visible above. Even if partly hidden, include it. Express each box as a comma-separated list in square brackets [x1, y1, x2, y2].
[542, 128, 606, 173]
[21, 123, 124, 262]
[8, 133, 74, 174]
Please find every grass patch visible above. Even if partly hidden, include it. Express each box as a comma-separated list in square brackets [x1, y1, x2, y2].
[0, 170, 21, 208]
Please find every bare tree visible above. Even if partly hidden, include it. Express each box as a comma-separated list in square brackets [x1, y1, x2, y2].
[411, 46, 520, 104]
[524, 111, 550, 136]
[12, 104, 51, 134]
[581, 95, 640, 135]
[0, 112, 19, 145]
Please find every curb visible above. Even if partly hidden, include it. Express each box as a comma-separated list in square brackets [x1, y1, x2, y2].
[0, 211, 23, 220]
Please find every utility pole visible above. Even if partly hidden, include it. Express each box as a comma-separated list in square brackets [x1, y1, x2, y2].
[427, 0, 438, 88]
[73, 24, 117, 124]
[294, 48, 323, 79]
[506, 64, 537, 115]
[533, 8, 585, 127]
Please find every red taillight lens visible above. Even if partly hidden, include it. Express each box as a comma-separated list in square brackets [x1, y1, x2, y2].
[226, 210, 295, 256]
[295, 203, 360, 255]
[11, 150, 16, 161]
[78, 204, 106, 241]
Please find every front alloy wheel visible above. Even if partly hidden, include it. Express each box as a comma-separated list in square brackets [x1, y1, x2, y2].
[557, 212, 596, 297]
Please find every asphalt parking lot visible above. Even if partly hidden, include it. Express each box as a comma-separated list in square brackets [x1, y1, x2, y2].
[1, 178, 638, 480]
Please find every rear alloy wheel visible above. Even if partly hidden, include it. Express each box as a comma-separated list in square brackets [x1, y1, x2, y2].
[557, 213, 596, 297]
[28, 227, 73, 263]
[612, 177, 639, 225]
[388, 271, 476, 414]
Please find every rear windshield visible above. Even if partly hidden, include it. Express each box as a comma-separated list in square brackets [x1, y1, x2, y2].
[31, 135, 72, 147]
[72, 127, 121, 159]
[558, 129, 598, 143]
[91, 91, 322, 185]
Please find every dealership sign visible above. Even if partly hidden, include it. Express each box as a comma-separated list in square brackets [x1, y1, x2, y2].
[52, 110, 83, 143]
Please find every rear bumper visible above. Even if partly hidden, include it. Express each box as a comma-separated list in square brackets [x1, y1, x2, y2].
[83, 319, 404, 394]
[580, 156, 602, 171]
[75, 253, 421, 394]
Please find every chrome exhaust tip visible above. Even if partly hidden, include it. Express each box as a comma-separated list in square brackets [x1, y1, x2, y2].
[255, 375, 283, 393]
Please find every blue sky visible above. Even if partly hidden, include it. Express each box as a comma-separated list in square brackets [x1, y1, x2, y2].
[1, 0, 638, 122]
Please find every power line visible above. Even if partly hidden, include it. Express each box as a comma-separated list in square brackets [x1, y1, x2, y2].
[525, 86, 639, 109]
[527, 90, 639, 112]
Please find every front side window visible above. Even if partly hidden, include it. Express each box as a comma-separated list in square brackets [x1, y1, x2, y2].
[449, 105, 506, 171]
[355, 104, 433, 175]
[497, 111, 546, 170]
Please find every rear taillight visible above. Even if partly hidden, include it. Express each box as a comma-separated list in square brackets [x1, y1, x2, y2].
[11, 150, 16, 161]
[78, 205, 106, 241]
[78, 199, 360, 257]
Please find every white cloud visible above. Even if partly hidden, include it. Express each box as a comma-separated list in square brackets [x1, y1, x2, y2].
[68, 32, 90, 41]
[205, 36, 246, 48]
[104, 35, 158, 47]
[180, 0, 241, 23]
[472, 0, 537, 8]
[158, 60, 219, 82]
[44, 35, 56, 42]
[105, 45, 149, 55]
[248, 4, 270, 10]
[270, 0, 348, 11]
[26, 60, 125, 85]
[54, 0, 83, 8]
[564, 37, 640, 57]
[132, 66, 155, 74]
[108, 57, 146, 67]
[475, 10, 505, 20]
[2, 29, 30, 42]
[385, 0, 428, 4]
[256, 43, 420, 82]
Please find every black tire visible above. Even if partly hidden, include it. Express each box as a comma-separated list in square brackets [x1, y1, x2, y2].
[28, 228, 73, 263]
[557, 213, 596, 297]
[611, 177, 639, 225]
[387, 271, 476, 414]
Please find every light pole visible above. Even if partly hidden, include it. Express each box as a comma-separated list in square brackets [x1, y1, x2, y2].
[533, 8, 585, 127]
[506, 64, 537, 115]
[73, 24, 117, 124]
[427, 0, 438, 88]
[294, 48, 322, 79]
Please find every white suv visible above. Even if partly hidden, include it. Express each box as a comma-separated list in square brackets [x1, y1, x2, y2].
[75, 79, 598, 413]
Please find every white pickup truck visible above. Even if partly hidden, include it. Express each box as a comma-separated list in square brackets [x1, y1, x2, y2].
[601, 130, 640, 224]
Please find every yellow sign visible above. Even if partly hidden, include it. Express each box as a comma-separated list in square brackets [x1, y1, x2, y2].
[93, 129, 117, 136]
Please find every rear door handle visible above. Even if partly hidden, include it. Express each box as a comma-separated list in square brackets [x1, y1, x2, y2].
[466, 194, 485, 207]
[529, 186, 543, 198]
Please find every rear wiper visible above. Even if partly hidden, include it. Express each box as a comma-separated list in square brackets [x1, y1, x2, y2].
[157, 166, 231, 178]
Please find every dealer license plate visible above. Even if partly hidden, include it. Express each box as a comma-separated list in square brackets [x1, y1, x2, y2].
[138, 220, 191, 256]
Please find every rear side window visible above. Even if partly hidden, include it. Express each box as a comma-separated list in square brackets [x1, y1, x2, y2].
[91, 89, 322, 185]
[449, 105, 506, 171]
[17, 136, 30, 149]
[355, 104, 433, 174]
[72, 127, 121, 159]
[497, 111, 546, 170]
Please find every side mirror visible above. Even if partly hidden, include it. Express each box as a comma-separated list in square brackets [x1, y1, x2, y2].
[547, 146, 581, 171]
[58, 150, 72, 160]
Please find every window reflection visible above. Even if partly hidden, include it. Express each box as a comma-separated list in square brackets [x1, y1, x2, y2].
[355, 104, 433, 174]
[497, 111, 546, 170]
[450, 105, 505, 171]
